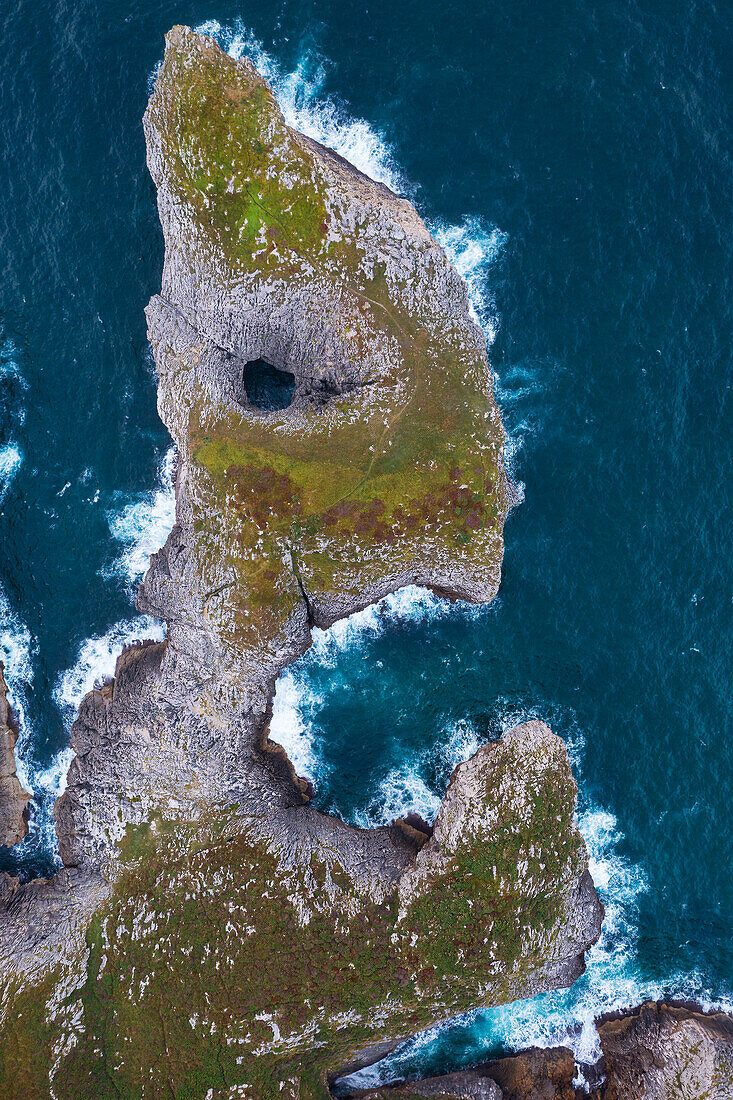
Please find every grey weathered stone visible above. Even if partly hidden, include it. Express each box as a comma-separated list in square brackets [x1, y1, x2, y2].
[594, 1001, 733, 1100]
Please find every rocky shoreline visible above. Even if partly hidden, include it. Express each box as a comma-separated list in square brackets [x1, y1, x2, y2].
[0, 25, 727, 1099]
[0, 663, 29, 849]
[340, 1001, 733, 1099]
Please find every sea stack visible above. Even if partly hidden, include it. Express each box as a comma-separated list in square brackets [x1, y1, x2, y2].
[0, 27, 604, 1097]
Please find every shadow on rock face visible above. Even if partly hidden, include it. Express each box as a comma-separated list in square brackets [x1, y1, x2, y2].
[242, 359, 296, 412]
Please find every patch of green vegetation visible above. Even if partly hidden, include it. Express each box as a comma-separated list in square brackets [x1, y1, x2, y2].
[0, 973, 60, 1097]
[0, 769, 584, 1099]
[400, 745, 583, 979]
[146, 28, 509, 659]
[148, 29, 329, 271]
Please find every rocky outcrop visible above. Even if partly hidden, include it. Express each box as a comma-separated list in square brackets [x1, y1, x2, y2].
[0, 27, 603, 1098]
[594, 1001, 733, 1099]
[0, 663, 30, 848]
[350, 1069, 504, 1098]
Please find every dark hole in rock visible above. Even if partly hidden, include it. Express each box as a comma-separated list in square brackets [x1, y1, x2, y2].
[402, 810, 434, 837]
[243, 359, 296, 412]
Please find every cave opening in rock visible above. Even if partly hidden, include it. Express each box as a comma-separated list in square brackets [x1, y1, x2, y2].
[243, 359, 296, 412]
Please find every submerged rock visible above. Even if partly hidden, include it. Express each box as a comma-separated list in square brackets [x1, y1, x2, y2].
[0, 27, 602, 1098]
[0, 663, 30, 848]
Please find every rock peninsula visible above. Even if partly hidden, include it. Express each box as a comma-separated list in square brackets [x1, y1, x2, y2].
[0, 26, 606, 1098]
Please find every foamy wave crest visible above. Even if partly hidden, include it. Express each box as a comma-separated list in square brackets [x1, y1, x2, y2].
[441, 717, 481, 773]
[353, 717, 482, 828]
[269, 670, 326, 785]
[35, 747, 75, 800]
[195, 20, 405, 193]
[433, 218, 507, 336]
[106, 448, 176, 590]
[0, 442, 22, 503]
[355, 770, 441, 829]
[310, 586, 444, 668]
[502, 432, 525, 505]
[0, 333, 28, 499]
[268, 587, 454, 797]
[54, 616, 165, 720]
[0, 587, 34, 695]
[0, 585, 36, 788]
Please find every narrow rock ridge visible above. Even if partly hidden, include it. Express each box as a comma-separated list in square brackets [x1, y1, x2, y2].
[0, 28, 603, 1096]
[0, 663, 30, 848]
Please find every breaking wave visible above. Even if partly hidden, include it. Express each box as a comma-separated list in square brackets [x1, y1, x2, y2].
[0, 584, 36, 798]
[353, 719, 480, 828]
[23, 450, 174, 865]
[106, 447, 176, 590]
[433, 218, 507, 335]
[53, 616, 166, 722]
[269, 586, 449, 787]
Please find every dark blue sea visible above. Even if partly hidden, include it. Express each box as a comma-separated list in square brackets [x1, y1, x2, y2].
[0, 0, 730, 1083]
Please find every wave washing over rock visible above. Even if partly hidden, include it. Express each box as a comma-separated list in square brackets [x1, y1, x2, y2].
[0, 26, 611, 1097]
[0, 446, 176, 870]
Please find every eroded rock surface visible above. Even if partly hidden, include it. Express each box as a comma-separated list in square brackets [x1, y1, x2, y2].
[0, 663, 30, 848]
[594, 1001, 733, 1100]
[0, 27, 603, 1099]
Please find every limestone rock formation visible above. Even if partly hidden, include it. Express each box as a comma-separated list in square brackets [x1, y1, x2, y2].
[0, 663, 30, 848]
[594, 1001, 733, 1100]
[0, 27, 603, 1098]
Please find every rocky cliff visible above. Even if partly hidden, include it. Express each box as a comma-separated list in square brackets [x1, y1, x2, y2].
[0, 663, 29, 848]
[0, 27, 604, 1098]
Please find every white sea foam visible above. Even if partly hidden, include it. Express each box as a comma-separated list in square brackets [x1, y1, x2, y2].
[35, 747, 75, 800]
[355, 769, 441, 829]
[309, 585, 444, 669]
[0, 443, 22, 503]
[433, 218, 507, 334]
[195, 20, 405, 193]
[106, 448, 176, 589]
[441, 717, 481, 772]
[0, 586, 34, 694]
[352, 717, 482, 829]
[269, 670, 325, 785]
[13, 449, 175, 863]
[502, 432, 526, 505]
[0, 584, 36, 787]
[269, 586, 450, 793]
[53, 616, 166, 721]
[0, 334, 24, 380]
